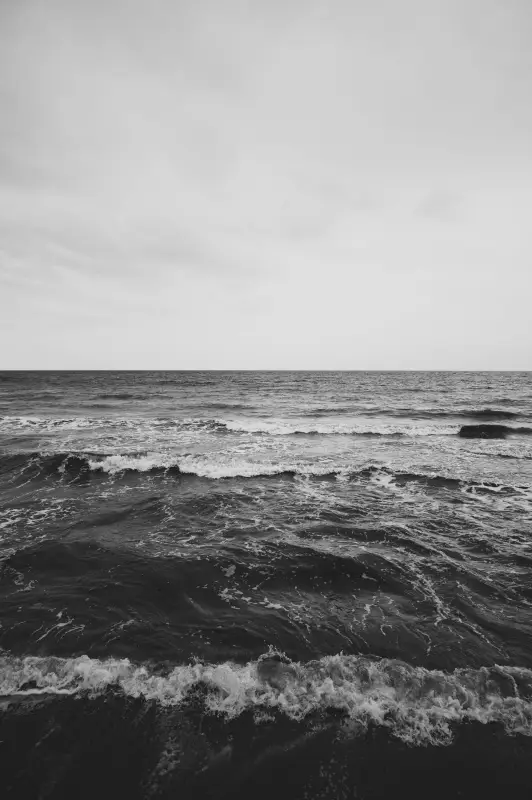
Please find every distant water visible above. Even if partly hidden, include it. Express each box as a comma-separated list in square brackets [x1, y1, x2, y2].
[1, 371, 532, 799]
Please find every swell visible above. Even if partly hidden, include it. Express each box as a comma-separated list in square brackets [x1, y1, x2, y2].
[0, 533, 518, 604]
[459, 424, 532, 439]
[299, 406, 362, 417]
[0, 540, 413, 664]
[389, 408, 523, 421]
[461, 408, 522, 420]
[299, 408, 525, 420]
[94, 393, 161, 401]
[2, 537, 529, 665]
[0, 537, 409, 591]
[1, 651, 532, 746]
[201, 403, 258, 411]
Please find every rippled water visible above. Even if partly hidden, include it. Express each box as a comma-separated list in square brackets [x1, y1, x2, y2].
[1, 371, 532, 799]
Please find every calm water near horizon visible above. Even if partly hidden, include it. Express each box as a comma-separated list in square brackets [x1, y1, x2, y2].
[1, 370, 532, 798]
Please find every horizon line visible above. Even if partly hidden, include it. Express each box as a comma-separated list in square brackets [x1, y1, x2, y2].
[1, 368, 530, 374]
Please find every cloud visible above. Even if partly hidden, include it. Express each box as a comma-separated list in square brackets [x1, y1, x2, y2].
[1, 0, 531, 367]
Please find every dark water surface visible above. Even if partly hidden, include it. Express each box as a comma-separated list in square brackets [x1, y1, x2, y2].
[1, 371, 532, 798]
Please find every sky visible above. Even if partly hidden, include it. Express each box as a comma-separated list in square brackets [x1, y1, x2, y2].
[0, 0, 531, 369]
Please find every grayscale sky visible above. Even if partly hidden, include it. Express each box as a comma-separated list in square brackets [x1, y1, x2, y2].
[1, 0, 531, 369]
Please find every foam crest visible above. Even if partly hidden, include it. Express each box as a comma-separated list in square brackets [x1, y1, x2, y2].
[80, 450, 346, 479]
[5, 451, 532, 488]
[176, 454, 342, 479]
[0, 416, 459, 438]
[0, 416, 221, 434]
[2, 652, 532, 746]
[222, 420, 459, 437]
[87, 453, 180, 474]
[3, 415, 528, 441]
[0, 416, 94, 431]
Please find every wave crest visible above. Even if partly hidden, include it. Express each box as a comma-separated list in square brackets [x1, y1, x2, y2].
[2, 451, 532, 484]
[2, 415, 530, 439]
[2, 651, 532, 746]
[220, 420, 459, 436]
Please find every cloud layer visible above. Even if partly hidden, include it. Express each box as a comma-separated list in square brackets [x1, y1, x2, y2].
[1, 0, 531, 368]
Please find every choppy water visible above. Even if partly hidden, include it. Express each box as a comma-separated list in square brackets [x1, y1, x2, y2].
[1, 371, 532, 799]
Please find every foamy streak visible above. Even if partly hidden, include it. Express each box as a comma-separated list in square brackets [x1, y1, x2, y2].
[87, 453, 180, 474]
[0, 416, 95, 431]
[0, 416, 220, 433]
[83, 455, 532, 485]
[1, 652, 531, 746]
[0, 415, 466, 437]
[221, 420, 460, 436]
[16, 452, 532, 484]
[176, 455, 342, 479]
[2, 416, 531, 439]
[0, 416, 231, 435]
[86, 452, 343, 478]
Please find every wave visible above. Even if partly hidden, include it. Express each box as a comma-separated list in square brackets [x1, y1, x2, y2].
[1, 651, 532, 745]
[2, 415, 530, 440]
[459, 425, 532, 439]
[218, 420, 532, 437]
[94, 393, 153, 401]
[0, 414, 461, 438]
[299, 407, 361, 417]
[462, 409, 521, 420]
[400, 408, 523, 421]
[403, 408, 525, 421]
[202, 403, 258, 411]
[0, 416, 228, 434]
[2, 451, 530, 487]
[155, 377, 218, 387]
[220, 420, 460, 437]
[298, 407, 524, 421]
[0, 451, 182, 480]
[0, 416, 96, 431]
[0, 450, 335, 480]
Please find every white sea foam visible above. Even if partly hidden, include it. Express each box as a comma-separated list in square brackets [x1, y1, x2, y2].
[87, 453, 181, 474]
[0, 416, 94, 432]
[0, 415, 459, 437]
[3, 415, 530, 449]
[0, 416, 184, 433]
[221, 419, 460, 437]
[1, 651, 531, 745]
[46, 452, 532, 487]
[176, 455, 344, 480]
[82, 451, 347, 479]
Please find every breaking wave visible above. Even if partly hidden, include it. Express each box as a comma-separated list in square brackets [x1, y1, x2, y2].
[2, 651, 532, 746]
[2, 451, 531, 487]
[220, 420, 459, 436]
[2, 415, 530, 439]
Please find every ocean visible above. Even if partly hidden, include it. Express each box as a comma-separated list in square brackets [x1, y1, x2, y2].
[1, 370, 532, 798]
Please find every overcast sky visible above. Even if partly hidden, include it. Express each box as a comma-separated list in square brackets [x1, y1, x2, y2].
[1, 0, 531, 369]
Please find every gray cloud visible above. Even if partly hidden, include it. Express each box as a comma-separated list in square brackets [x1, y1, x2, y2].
[1, 0, 531, 367]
